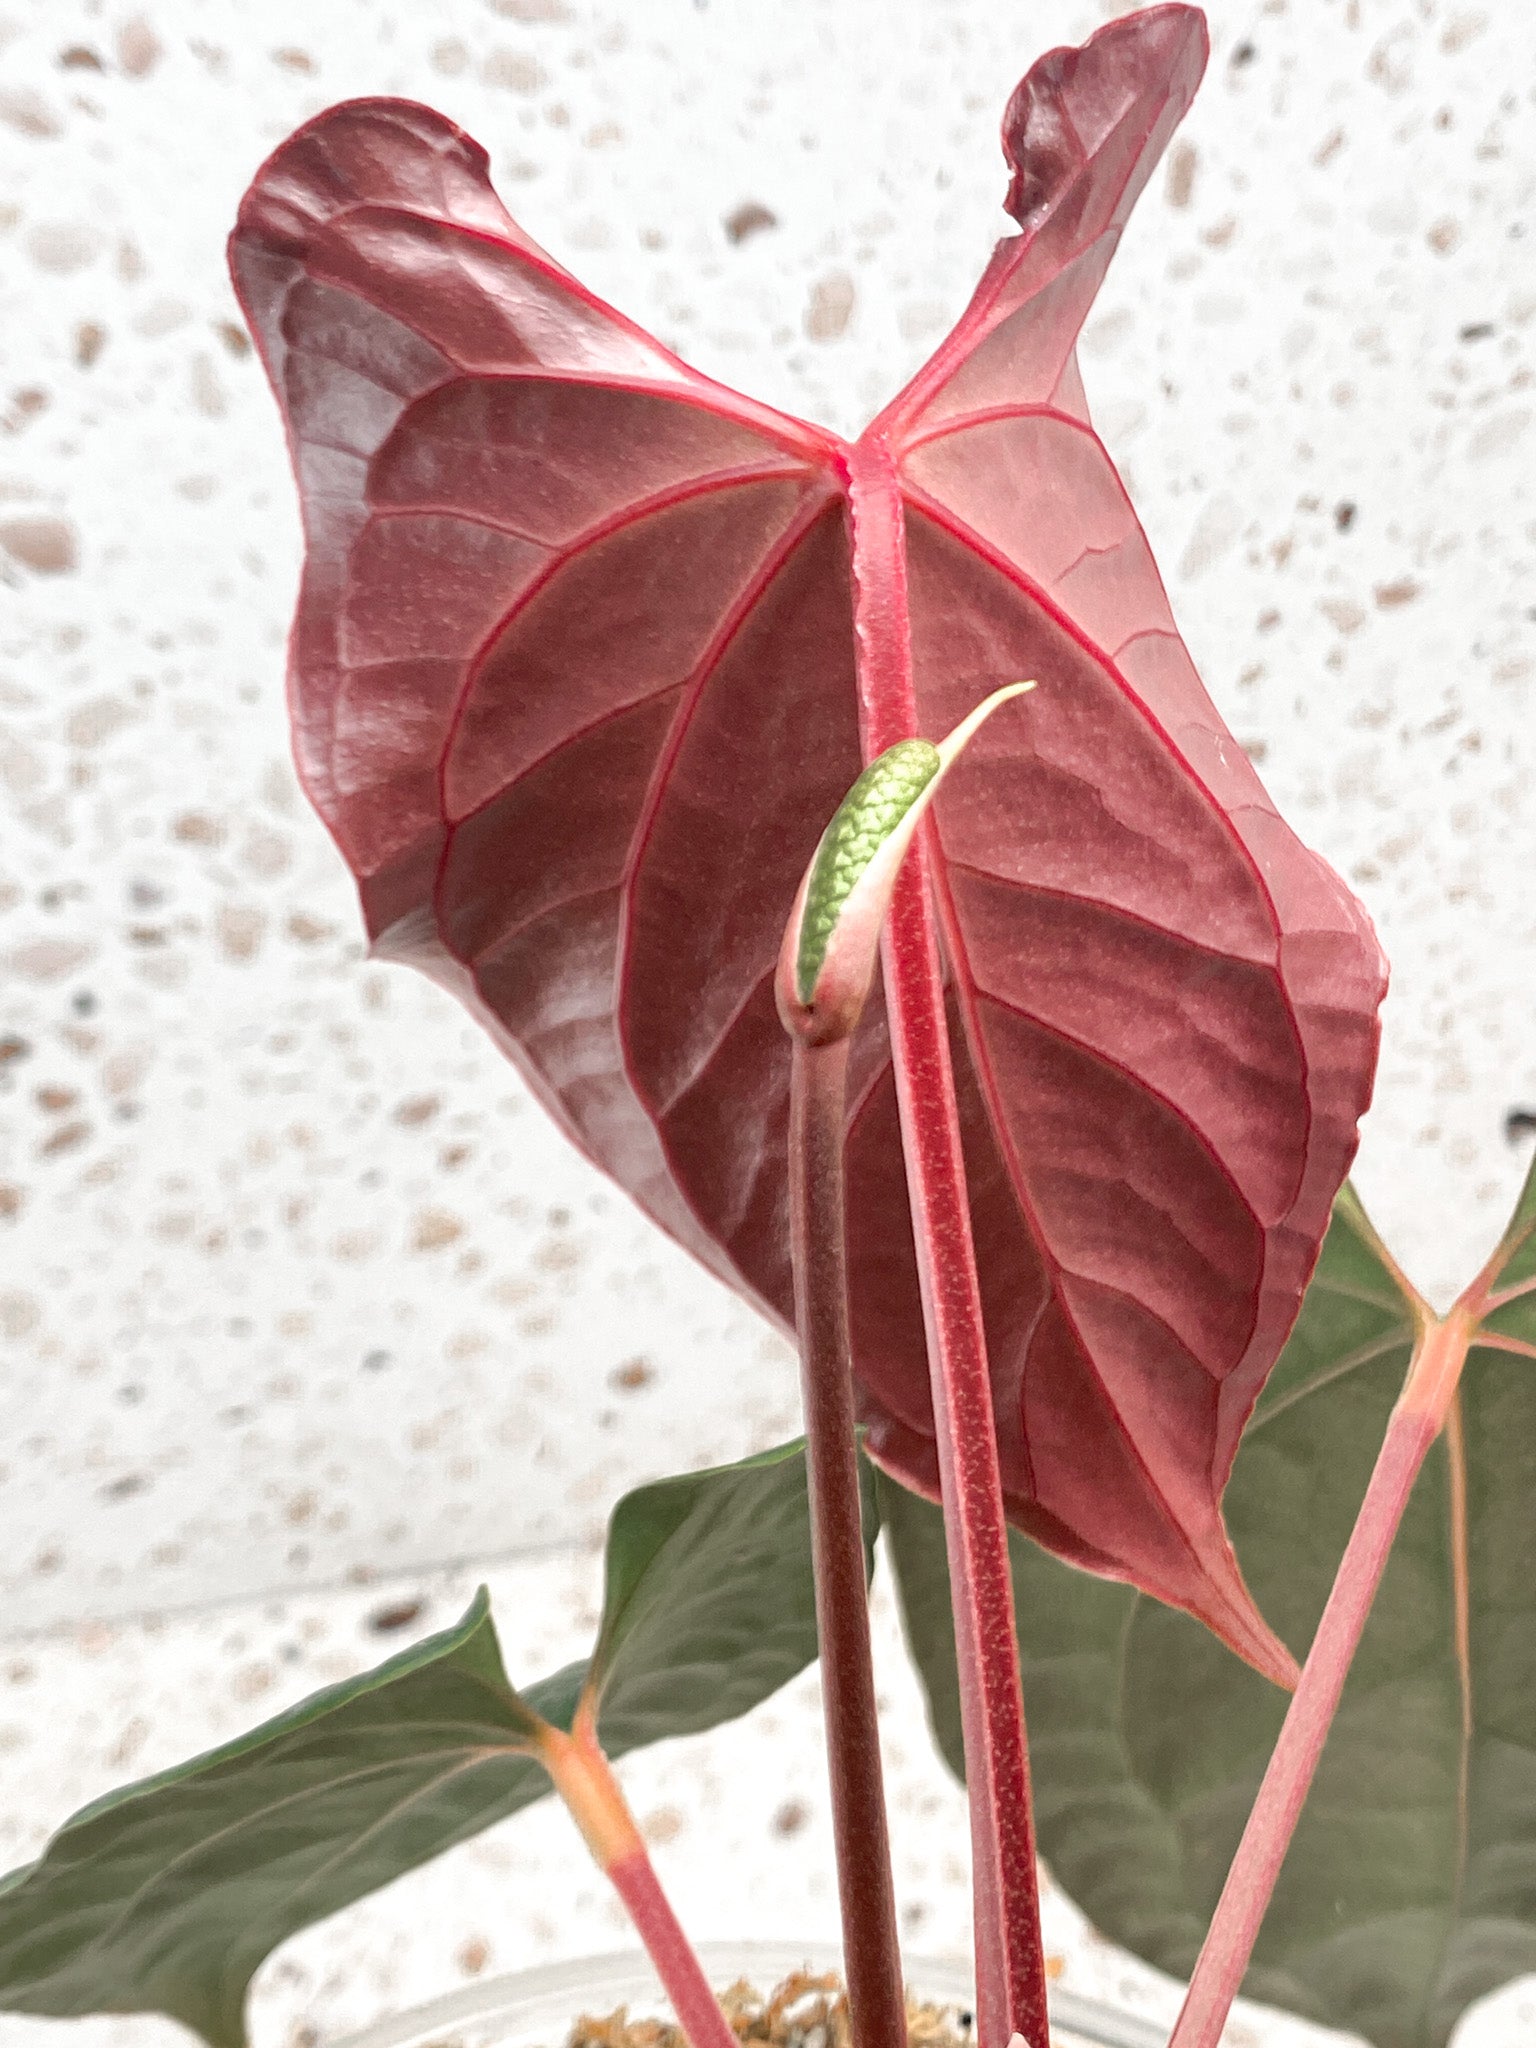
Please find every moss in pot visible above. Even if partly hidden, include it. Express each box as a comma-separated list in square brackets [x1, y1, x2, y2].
[2, 11, 1534, 2048]
[323, 1948, 1167, 2048]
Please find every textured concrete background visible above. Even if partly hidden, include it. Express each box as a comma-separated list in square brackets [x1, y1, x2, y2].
[0, 0, 1533, 2042]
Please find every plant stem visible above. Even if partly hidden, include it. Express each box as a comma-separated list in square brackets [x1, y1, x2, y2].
[789, 1035, 908, 2048]
[541, 1716, 740, 2048]
[1167, 1307, 1476, 2048]
[844, 433, 1049, 2048]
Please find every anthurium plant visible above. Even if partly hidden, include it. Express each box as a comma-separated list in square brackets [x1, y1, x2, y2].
[3, 10, 1532, 2048]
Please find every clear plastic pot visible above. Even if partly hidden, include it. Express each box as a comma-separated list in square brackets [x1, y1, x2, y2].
[326, 1942, 1167, 2048]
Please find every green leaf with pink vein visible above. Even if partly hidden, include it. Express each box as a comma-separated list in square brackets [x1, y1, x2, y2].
[886, 1163, 1536, 2048]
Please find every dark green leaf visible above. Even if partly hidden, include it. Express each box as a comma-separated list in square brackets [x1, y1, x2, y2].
[589, 1436, 876, 1752]
[884, 1175, 1536, 2048]
[0, 1439, 844, 2047]
[0, 1591, 555, 2048]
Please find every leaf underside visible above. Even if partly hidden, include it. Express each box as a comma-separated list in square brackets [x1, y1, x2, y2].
[230, 4, 1385, 1671]
[885, 1173, 1536, 2048]
[0, 1442, 835, 2048]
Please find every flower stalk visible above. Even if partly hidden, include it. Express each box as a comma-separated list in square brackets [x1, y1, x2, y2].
[786, 1032, 908, 2048]
[777, 640, 1034, 2048]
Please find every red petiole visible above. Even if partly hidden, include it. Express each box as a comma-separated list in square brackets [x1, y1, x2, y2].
[843, 435, 1050, 2048]
[1168, 1261, 1489, 2048]
[541, 1712, 740, 2048]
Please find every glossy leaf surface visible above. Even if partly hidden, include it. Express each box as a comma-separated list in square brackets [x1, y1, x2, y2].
[0, 1442, 835, 2048]
[884, 1172, 1536, 2048]
[230, 4, 1385, 1672]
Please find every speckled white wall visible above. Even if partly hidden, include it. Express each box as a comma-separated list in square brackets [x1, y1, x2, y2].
[1, 0, 1533, 1632]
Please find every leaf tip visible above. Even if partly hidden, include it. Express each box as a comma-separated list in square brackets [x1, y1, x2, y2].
[1192, 1560, 1301, 1692]
[1000, 5, 1209, 231]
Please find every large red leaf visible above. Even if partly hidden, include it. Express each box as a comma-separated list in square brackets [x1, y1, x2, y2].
[230, 5, 1385, 1680]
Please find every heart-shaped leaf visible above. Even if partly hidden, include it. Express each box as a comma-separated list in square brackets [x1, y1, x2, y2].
[883, 1168, 1536, 2048]
[229, 6, 1385, 1674]
[588, 1437, 877, 1754]
[0, 1440, 842, 2048]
